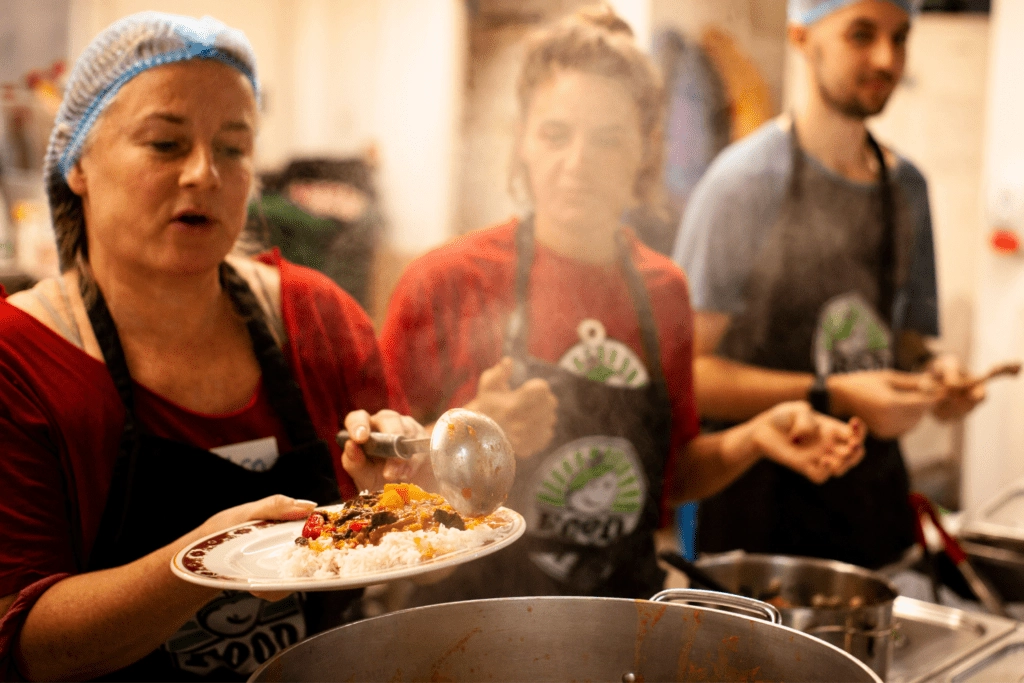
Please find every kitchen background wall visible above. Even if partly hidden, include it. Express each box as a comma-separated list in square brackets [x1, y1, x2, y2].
[963, 0, 1024, 513]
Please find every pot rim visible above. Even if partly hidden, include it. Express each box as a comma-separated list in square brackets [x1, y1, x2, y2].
[694, 550, 900, 602]
[248, 595, 883, 683]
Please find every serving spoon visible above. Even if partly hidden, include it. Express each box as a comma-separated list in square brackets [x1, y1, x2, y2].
[336, 408, 516, 517]
[945, 360, 1021, 392]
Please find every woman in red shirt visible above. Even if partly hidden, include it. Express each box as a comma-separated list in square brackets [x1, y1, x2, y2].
[366, 7, 866, 602]
[0, 13, 411, 681]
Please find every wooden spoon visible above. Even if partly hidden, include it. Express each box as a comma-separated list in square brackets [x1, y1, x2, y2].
[945, 361, 1021, 392]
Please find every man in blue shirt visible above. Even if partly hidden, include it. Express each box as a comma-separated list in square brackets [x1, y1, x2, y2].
[673, 0, 984, 569]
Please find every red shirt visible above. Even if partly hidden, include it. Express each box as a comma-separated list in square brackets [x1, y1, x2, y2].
[133, 378, 293, 453]
[380, 218, 700, 478]
[0, 254, 404, 664]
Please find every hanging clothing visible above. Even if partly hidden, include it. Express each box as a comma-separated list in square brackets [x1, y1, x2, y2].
[696, 122, 919, 570]
[626, 29, 730, 256]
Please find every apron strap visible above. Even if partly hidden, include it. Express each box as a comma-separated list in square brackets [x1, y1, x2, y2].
[504, 216, 535, 362]
[82, 278, 142, 569]
[506, 217, 668, 404]
[786, 116, 807, 204]
[219, 261, 321, 447]
[81, 262, 324, 567]
[614, 230, 671, 410]
[866, 131, 897, 325]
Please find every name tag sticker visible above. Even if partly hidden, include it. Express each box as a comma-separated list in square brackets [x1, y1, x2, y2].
[211, 437, 279, 472]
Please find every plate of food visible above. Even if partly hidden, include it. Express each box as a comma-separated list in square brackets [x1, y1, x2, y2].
[171, 483, 525, 591]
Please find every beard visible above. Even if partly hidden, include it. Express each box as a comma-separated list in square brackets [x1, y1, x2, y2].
[811, 47, 896, 119]
[817, 75, 894, 119]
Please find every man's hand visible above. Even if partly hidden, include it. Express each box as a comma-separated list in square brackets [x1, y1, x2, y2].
[341, 409, 434, 493]
[928, 353, 986, 421]
[828, 370, 940, 439]
[465, 357, 558, 459]
[750, 401, 866, 484]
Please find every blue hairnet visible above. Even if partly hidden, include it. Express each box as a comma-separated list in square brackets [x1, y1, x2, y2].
[44, 12, 259, 184]
[788, 0, 921, 25]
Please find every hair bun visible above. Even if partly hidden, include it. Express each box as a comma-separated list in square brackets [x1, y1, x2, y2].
[576, 3, 634, 38]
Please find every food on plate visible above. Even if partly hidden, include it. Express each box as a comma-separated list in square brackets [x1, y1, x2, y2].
[280, 483, 513, 578]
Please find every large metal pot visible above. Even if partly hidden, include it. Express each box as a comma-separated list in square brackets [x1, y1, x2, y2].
[250, 589, 880, 682]
[694, 552, 898, 680]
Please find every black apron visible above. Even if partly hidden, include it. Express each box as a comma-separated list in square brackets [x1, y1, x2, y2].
[412, 218, 672, 603]
[78, 263, 349, 681]
[697, 122, 917, 570]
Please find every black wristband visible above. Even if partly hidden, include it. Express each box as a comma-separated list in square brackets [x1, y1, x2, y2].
[808, 374, 831, 416]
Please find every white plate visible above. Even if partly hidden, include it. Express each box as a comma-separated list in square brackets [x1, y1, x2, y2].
[171, 506, 526, 592]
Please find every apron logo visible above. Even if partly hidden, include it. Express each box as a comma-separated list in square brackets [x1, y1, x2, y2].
[528, 436, 648, 548]
[558, 319, 649, 387]
[813, 292, 892, 375]
[164, 592, 305, 676]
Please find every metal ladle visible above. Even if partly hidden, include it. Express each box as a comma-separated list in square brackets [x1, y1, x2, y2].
[335, 408, 516, 517]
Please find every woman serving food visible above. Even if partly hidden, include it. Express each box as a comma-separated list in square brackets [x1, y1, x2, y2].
[359, 5, 868, 603]
[0, 13, 413, 681]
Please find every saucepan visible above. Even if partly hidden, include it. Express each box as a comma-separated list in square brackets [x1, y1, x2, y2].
[249, 588, 880, 682]
[678, 551, 898, 679]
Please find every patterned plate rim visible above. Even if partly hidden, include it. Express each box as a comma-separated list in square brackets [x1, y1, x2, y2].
[171, 506, 526, 591]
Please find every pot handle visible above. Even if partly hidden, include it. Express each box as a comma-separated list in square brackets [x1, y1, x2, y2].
[650, 588, 782, 625]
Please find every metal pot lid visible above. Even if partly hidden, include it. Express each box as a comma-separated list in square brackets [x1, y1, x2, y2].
[963, 474, 1024, 544]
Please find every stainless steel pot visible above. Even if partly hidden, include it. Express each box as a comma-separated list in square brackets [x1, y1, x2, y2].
[250, 589, 880, 682]
[694, 552, 898, 679]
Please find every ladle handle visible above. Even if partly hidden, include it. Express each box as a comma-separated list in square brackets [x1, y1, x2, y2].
[335, 431, 430, 460]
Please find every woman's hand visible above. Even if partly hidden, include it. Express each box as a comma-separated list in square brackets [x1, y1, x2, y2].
[341, 409, 434, 493]
[751, 401, 866, 484]
[195, 495, 319, 602]
[464, 357, 558, 459]
[198, 494, 317, 537]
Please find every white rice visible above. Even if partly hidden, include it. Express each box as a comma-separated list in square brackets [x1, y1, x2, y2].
[279, 514, 512, 579]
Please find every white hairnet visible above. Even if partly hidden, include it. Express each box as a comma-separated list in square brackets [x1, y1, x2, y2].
[788, 0, 921, 25]
[45, 12, 259, 184]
